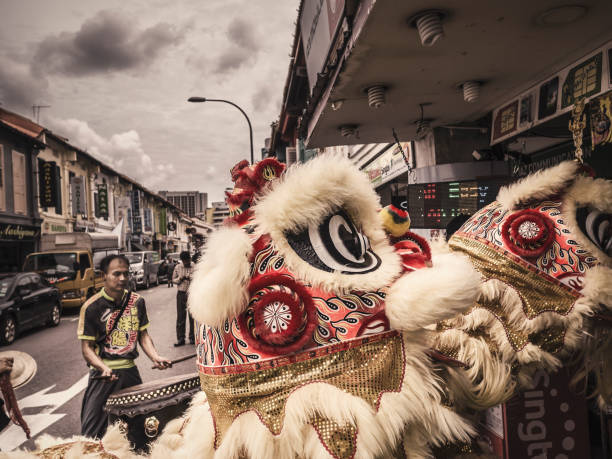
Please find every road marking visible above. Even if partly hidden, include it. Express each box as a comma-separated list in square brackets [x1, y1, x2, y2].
[0, 373, 89, 451]
[69, 317, 79, 322]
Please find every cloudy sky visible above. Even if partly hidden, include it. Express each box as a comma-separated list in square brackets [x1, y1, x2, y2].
[1, 0, 299, 202]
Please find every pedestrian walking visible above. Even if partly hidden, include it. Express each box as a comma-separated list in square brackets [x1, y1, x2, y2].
[173, 251, 194, 346]
[78, 254, 171, 439]
[167, 257, 176, 288]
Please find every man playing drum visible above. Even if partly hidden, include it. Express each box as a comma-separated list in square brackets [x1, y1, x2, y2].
[78, 254, 171, 439]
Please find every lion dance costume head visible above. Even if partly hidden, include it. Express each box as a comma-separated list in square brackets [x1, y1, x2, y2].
[160, 155, 610, 459]
[24, 156, 611, 459]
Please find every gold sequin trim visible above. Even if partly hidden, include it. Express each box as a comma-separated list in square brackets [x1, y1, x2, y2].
[309, 416, 357, 459]
[448, 236, 579, 353]
[450, 236, 579, 318]
[199, 334, 405, 454]
[36, 441, 118, 458]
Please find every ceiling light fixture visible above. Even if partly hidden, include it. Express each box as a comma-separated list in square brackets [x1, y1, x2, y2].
[409, 10, 446, 47]
[535, 5, 588, 26]
[339, 124, 359, 138]
[461, 81, 481, 103]
[366, 85, 387, 108]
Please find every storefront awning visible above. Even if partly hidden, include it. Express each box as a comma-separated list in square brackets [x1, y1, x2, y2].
[299, 0, 612, 148]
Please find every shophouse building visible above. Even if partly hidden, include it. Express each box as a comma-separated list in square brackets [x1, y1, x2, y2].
[0, 112, 45, 272]
[0, 107, 205, 270]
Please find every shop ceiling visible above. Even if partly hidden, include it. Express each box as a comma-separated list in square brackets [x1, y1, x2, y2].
[305, 0, 612, 148]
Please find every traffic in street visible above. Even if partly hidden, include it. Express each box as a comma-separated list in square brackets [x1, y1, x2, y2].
[0, 283, 196, 452]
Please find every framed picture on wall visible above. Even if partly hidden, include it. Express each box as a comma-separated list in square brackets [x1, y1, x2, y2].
[538, 77, 559, 120]
[519, 95, 533, 125]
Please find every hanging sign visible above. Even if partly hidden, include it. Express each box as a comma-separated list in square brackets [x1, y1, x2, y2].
[362, 143, 409, 186]
[590, 90, 612, 147]
[160, 208, 167, 236]
[70, 176, 87, 215]
[492, 101, 518, 141]
[39, 161, 58, 208]
[97, 183, 109, 218]
[561, 52, 602, 109]
[537, 77, 559, 120]
[131, 190, 142, 233]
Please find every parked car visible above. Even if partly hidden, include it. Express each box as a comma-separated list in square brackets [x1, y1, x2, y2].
[125, 251, 160, 289]
[0, 272, 62, 345]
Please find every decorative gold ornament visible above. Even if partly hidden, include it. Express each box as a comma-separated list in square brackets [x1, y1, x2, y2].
[117, 420, 128, 436]
[569, 98, 587, 163]
[36, 441, 118, 458]
[144, 416, 160, 438]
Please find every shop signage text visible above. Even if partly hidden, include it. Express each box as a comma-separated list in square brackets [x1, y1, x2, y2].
[71, 176, 87, 215]
[39, 161, 58, 208]
[96, 183, 109, 218]
[362, 143, 410, 186]
[0, 223, 40, 240]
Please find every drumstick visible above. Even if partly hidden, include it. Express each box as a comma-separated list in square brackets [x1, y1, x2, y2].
[91, 374, 116, 381]
[151, 353, 197, 369]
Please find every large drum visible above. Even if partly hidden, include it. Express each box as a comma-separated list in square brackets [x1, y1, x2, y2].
[104, 373, 200, 452]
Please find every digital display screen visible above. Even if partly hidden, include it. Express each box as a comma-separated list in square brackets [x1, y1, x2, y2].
[396, 178, 507, 229]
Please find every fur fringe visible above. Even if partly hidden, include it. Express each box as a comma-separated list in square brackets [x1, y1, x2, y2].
[562, 175, 612, 266]
[2, 424, 138, 459]
[188, 226, 254, 327]
[150, 334, 475, 459]
[496, 160, 579, 210]
[433, 260, 612, 409]
[252, 153, 402, 293]
[386, 253, 482, 331]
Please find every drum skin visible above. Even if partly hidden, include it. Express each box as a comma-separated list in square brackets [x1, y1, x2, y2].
[104, 373, 200, 452]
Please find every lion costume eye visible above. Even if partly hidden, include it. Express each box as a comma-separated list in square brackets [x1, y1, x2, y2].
[576, 207, 612, 256]
[285, 209, 382, 274]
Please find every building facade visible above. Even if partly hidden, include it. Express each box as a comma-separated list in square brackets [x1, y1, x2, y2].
[0, 114, 45, 272]
[158, 191, 207, 217]
[0, 107, 209, 272]
[210, 201, 230, 228]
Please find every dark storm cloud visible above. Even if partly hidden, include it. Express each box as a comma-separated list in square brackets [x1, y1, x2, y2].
[31, 10, 185, 76]
[227, 18, 258, 52]
[214, 17, 260, 74]
[252, 85, 273, 112]
[0, 56, 49, 110]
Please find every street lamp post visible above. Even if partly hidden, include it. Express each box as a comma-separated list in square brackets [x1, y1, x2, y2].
[188, 97, 254, 165]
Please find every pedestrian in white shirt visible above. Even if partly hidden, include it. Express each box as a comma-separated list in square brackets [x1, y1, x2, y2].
[172, 251, 194, 346]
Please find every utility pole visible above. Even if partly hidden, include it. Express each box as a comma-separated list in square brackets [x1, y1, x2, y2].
[32, 105, 51, 123]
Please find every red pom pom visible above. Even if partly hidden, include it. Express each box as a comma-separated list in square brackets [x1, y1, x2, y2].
[502, 209, 555, 258]
[238, 274, 316, 355]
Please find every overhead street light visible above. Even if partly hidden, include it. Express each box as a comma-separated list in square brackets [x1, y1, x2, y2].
[187, 96, 254, 165]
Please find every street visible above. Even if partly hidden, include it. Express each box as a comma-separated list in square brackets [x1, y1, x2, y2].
[0, 284, 196, 452]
